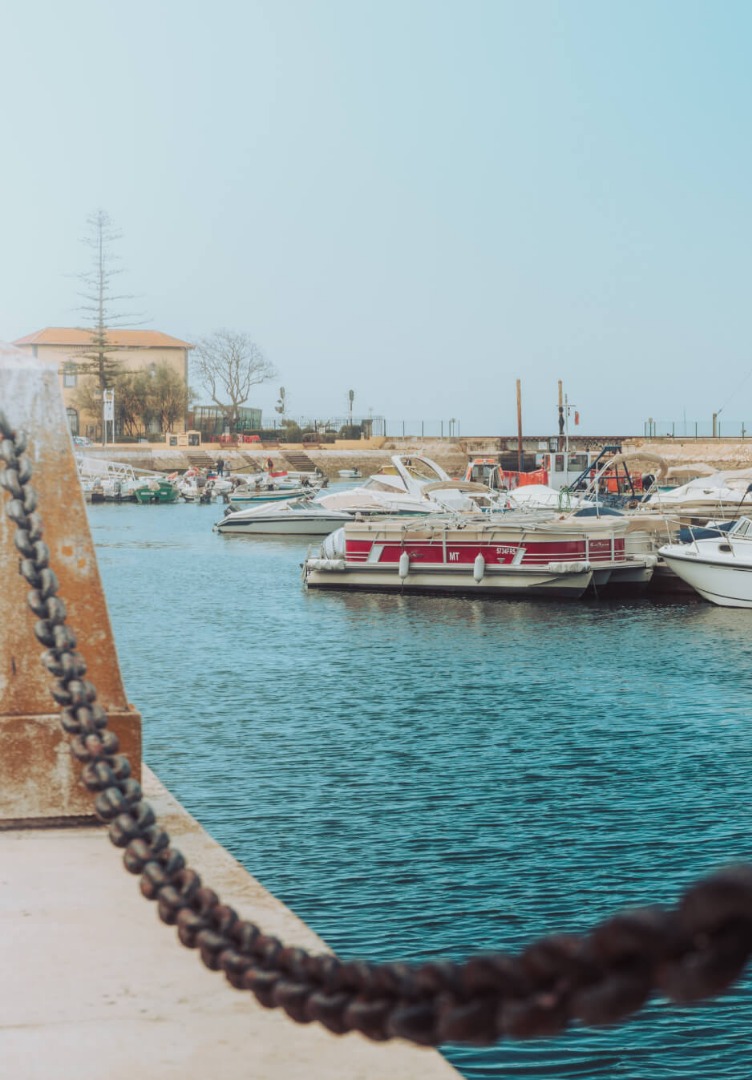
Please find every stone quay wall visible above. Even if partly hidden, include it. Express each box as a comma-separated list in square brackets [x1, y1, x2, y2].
[83, 434, 752, 479]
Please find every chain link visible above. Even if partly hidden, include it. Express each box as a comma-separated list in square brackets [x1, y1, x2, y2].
[2, 410, 752, 1047]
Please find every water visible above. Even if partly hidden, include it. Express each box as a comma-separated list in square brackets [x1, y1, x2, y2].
[86, 499, 752, 1079]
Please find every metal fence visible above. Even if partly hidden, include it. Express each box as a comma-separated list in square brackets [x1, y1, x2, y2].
[644, 419, 752, 438]
[261, 416, 462, 438]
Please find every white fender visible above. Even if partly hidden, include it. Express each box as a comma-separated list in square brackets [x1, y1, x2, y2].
[473, 553, 485, 582]
[306, 558, 347, 571]
[398, 551, 410, 579]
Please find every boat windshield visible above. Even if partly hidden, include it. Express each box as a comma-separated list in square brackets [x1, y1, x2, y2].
[730, 517, 752, 538]
[402, 458, 443, 482]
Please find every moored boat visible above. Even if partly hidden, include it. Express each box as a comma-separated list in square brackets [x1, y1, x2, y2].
[227, 469, 325, 507]
[77, 455, 168, 503]
[175, 468, 235, 503]
[659, 517, 752, 607]
[316, 487, 445, 517]
[319, 454, 501, 516]
[133, 478, 179, 504]
[228, 483, 319, 507]
[214, 497, 352, 535]
[644, 470, 752, 524]
[303, 512, 656, 599]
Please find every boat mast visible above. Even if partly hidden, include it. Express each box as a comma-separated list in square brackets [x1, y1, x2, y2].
[564, 392, 571, 456]
[516, 379, 523, 473]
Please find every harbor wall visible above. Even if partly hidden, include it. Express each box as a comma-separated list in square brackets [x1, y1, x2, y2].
[624, 436, 752, 470]
[74, 434, 752, 479]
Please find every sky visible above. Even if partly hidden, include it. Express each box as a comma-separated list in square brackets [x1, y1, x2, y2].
[2, 0, 752, 436]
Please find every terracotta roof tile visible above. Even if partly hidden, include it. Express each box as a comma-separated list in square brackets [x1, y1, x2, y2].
[13, 327, 193, 349]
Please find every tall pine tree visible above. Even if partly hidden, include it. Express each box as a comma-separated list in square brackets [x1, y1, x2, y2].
[76, 210, 139, 390]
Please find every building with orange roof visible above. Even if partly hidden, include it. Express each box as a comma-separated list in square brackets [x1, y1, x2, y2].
[13, 328, 192, 440]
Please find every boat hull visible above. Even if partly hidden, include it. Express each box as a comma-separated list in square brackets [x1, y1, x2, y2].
[659, 546, 752, 607]
[228, 487, 313, 506]
[304, 561, 593, 598]
[217, 515, 349, 535]
[134, 484, 178, 504]
[303, 514, 656, 599]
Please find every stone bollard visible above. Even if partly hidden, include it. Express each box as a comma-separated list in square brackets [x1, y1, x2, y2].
[0, 342, 141, 826]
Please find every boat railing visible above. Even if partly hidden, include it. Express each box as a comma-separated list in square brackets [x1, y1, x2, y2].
[76, 454, 141, 482]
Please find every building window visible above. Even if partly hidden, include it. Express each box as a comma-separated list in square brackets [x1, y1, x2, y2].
[66, 408, 79, 436]
[63, 363, 77, 388]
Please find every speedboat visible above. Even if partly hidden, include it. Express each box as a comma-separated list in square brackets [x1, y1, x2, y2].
[214, 496, 352, 535]
[644, 469, 752, 523]
[316, 487, 445, 517]
[659, 517, 752, 607]
[317, 454, 501, 517]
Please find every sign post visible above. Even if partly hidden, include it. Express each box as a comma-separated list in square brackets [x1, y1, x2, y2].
[103, 388, 115, 445]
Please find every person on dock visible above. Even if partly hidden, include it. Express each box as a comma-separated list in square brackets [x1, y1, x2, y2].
[215, 457, 225, 476]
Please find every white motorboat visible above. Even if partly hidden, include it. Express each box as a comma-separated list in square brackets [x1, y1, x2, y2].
[317, 454, 501, 517]
[644, 469, 752, 522]
[214, 496, 352, 535]
[177, 473, 234, 503]
[503, 483, 594, 511]
[228, 484, 320, 507]
[659, 517, 752, 607]
[316, 487, 445, 517]
[227, 470, 325, 507]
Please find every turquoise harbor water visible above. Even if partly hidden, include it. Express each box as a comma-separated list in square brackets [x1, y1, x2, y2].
[88, 499, 752, 1079]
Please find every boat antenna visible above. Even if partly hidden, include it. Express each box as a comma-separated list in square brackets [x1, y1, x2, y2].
[714, 368, 752, 431]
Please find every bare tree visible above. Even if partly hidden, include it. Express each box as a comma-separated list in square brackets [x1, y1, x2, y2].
[76, 209, 140, 391]
[192, 329, 276, 430]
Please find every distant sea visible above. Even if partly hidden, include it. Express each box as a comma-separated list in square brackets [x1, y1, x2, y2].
[88, 498, 752, 1080]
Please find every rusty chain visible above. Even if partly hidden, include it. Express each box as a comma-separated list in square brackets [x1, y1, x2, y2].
[2, 412, 752, 1047]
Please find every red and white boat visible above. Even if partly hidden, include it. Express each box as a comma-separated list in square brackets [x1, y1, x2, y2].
[303, 512, 656, 599]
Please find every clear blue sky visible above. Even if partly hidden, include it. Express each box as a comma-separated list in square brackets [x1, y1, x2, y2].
[3, 0, 752, 435]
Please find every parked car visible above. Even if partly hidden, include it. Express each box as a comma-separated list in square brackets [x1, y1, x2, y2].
[72, 435, 93, 447]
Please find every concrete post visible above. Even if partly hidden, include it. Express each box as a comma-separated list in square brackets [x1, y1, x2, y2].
[0, 343, 141, 826]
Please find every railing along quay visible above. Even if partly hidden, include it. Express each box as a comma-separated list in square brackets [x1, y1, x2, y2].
[2, 343, 752, 1072]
